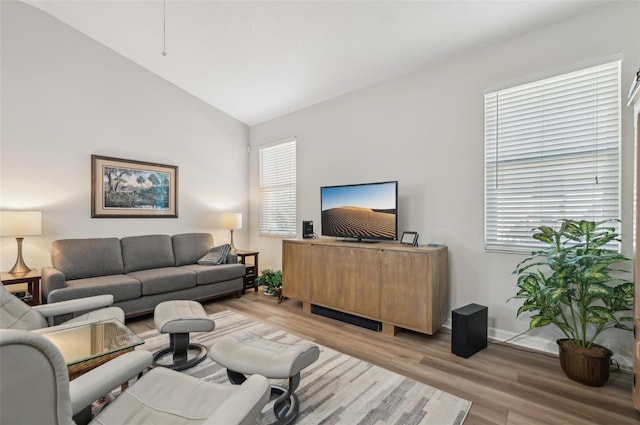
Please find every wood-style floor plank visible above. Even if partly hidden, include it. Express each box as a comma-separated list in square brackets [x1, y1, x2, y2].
[126, 291, 640, 425]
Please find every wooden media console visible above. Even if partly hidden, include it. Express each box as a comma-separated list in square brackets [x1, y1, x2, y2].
[282, 239, 448, 335]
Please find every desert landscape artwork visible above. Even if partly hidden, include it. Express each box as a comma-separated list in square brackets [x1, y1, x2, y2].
[322, 206, 396, 239]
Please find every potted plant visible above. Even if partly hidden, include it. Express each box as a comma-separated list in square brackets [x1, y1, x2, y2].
[511, 219, 634, 386]
[255, 269, 282, 296]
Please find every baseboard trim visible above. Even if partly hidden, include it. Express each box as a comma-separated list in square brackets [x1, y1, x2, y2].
[441, 319, 633, 369]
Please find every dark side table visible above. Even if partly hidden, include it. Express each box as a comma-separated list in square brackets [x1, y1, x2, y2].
[1, 269, 42, 305]
[236, 250, 259, 294]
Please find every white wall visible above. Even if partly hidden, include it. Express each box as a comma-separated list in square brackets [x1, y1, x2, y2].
[0, 1, 250, 270]
[249, 1, 640, 362]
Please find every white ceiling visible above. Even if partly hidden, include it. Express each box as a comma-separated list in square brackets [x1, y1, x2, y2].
[24, 0, 609, 126]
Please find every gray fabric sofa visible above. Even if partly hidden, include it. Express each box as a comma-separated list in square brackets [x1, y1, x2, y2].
[41, 233, 245, 318]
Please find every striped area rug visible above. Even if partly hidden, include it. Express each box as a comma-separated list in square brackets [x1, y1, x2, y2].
[137, 310, 471, 425]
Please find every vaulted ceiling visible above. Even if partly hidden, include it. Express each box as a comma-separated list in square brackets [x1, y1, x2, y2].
[24, 0, 608, 125]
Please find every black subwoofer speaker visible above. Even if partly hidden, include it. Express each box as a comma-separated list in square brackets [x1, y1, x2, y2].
[303, 221, 314, 238]
[451, 303, 488, 358]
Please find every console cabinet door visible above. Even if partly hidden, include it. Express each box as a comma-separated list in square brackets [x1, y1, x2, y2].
[310, 244, 381, 319]
[380, 250, 430, 333]
[282, 241, 310, 301]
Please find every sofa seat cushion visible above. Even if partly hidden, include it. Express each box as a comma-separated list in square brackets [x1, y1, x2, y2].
[127, 267, 196, 296]
[179, 264, 245, 285]
[49, 275, 141, 303]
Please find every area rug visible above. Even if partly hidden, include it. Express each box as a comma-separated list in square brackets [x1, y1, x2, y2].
[136, 310, 471, 425]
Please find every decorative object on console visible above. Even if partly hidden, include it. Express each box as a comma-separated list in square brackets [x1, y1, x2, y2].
[222, 212, 242, 252]
[302, 220, 314, 238]
[511, 219, 633, 386]
[0, 210, 42, 274]
[400, 231, 419, 246]
[91, 155, 178, 218]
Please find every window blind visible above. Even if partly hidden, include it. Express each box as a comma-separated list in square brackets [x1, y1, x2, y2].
[484, 60, 621, 252]
[259, 138, 297, 238]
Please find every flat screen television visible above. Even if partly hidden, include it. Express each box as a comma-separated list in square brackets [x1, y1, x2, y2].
[320, 180, 398, 241]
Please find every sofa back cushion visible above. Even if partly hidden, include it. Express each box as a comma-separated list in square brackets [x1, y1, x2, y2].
[52, 238, 125, 280]
[121, 235, 175, 273]
[172, 233, 213, 266]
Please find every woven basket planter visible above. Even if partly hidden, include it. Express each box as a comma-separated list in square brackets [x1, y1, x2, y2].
[557, 339, 613, 387]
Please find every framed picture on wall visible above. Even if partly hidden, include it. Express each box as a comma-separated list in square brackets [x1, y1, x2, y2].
[91, 155, 178, 218]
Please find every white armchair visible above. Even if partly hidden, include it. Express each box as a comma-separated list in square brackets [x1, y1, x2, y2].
[0, 283, 124, 331]
[0, 329, 271, 425]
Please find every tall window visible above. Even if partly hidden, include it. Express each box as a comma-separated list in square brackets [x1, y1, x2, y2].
[484, 60, 621, 252]
[259, 138, 297, 238]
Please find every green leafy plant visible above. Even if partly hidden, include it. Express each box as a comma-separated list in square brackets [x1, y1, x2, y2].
[511, 219, 633, 349]
[255, 269, 282, 295]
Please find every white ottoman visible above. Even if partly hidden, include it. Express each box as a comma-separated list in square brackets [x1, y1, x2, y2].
[152, 300, 215, 371]
[209, 331, 319, 425]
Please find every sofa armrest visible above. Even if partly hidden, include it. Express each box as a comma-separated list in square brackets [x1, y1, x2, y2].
[226, 252, 238, 264]
[69, 350, 152, 415]
[41, 266, 66, 303]
[32, 319, 100, 335]
[32, 295, 115, 319]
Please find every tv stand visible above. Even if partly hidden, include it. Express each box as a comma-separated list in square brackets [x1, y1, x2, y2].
[282, 239, 448, 335]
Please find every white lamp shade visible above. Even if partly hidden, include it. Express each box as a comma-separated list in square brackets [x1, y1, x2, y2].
[0, 211, 42, 237]
[222, 212, 242, 230]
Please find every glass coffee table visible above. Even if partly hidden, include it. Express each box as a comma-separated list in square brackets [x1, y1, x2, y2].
[42, 318, 144, 380]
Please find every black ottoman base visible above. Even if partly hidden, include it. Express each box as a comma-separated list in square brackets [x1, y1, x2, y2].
[152, 332, 208, 371]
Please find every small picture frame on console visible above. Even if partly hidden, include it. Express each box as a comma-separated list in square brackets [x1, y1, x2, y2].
[400, 231, 419, 247]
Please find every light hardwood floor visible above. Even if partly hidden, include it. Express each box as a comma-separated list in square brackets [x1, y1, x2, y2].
[126, 291, 639, 425]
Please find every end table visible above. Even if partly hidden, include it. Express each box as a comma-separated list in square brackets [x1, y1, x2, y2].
[1, 269, 42, 305]
[236, 250, 259, 294]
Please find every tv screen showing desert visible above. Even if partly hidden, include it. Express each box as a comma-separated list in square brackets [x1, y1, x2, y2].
[321, 182, 397, 239]
[321, 206, 396, 239]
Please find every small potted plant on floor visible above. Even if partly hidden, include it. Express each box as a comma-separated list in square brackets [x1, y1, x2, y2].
[511, 219, 633, 386]
[256, 269, 282, 296]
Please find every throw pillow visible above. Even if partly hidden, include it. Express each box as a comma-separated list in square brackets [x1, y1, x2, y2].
[197, 244, 231, 265]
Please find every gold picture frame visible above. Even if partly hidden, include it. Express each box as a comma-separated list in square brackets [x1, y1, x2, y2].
[91, 155, 178, 218]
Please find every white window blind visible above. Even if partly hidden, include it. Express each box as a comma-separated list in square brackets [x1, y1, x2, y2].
[259, 138, 297, 238]
[484, 60, 621, 252]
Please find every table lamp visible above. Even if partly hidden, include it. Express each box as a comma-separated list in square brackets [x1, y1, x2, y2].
[0, 211, 42, 274]
[222, 212, 242, 253]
